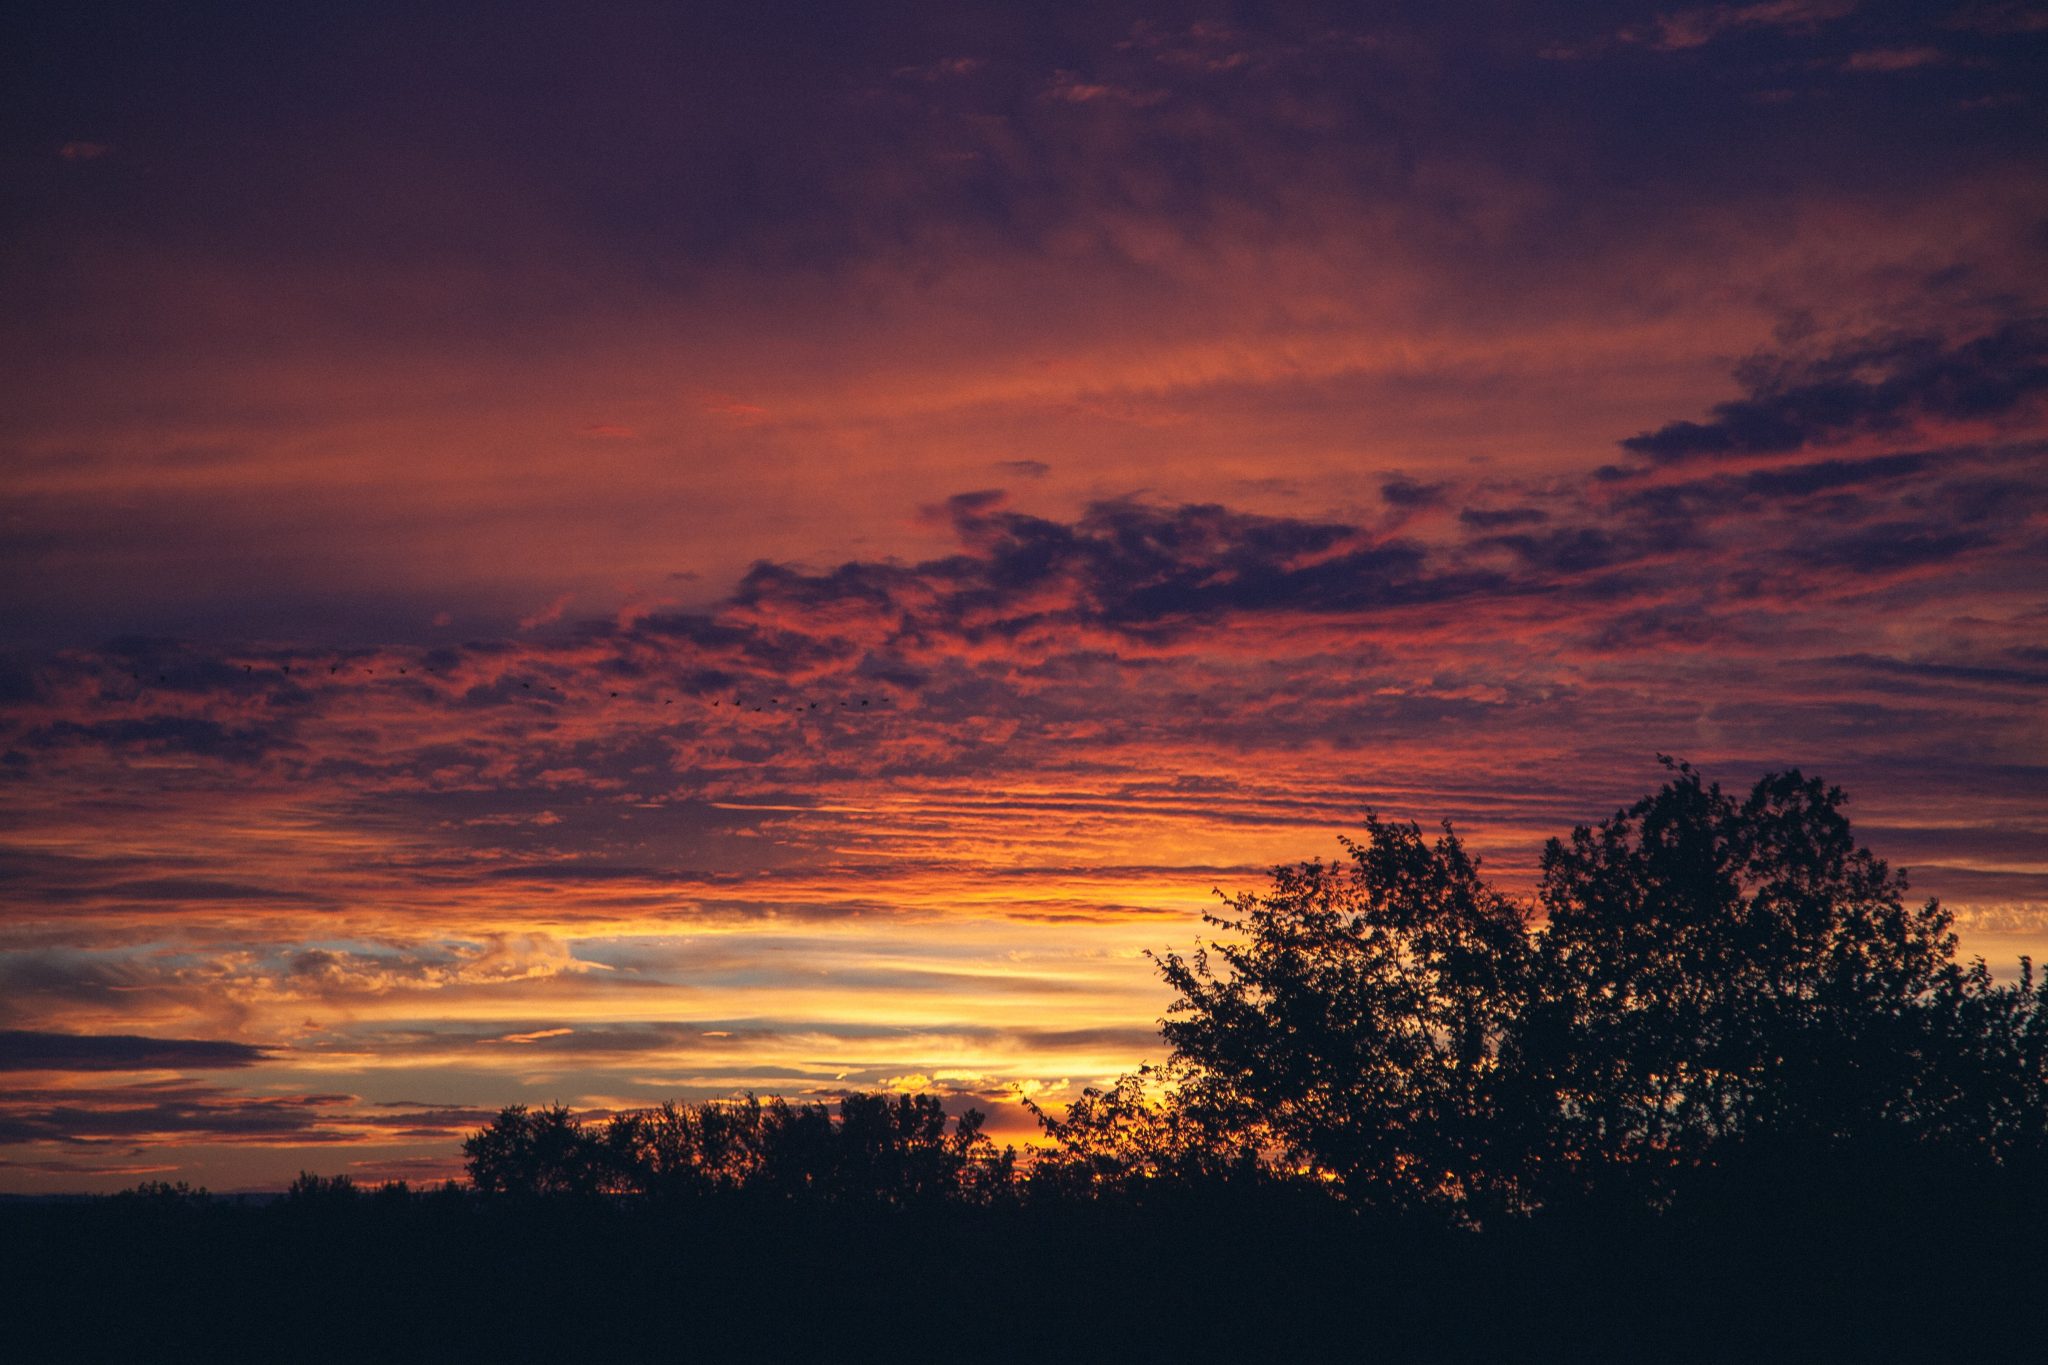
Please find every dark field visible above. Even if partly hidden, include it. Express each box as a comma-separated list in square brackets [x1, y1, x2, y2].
[6, 1167, 2042, 1363]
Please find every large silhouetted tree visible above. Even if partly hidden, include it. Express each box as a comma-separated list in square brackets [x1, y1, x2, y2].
[1520, 762, 1962, 1198]
[1153, 812, 1533, 1215]
[1115, 762, 2048, 1217]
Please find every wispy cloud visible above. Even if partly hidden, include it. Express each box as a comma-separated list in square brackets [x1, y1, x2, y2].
[0, 1031, 269, 1072]
[1619, 323, 2048, 462]
[1622, 0, 1859, 52]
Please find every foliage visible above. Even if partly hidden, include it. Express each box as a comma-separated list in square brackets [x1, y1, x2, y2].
[1022, 1060, 1264, 1198]
[33, 1166, 2048, 1360]
[1151, 812, 1533, 1215]
[463, 1092, 1010, 1203]
[110, 1179, 211, 1205]
[463, 1103, 611, 1197]
[1124, 761, 2047, 1217]
[1917, 955, 2048, 1162]
[284, 1171, 359, 1204]
[1522, 762, 1965, 1198]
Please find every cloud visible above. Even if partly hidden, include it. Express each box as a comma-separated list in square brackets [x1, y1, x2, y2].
[484, 1027, 576, 1045]
[1841, 47, 1949, 72]
[733, 493, 1507, 651]
[892, 55, 985, 82]
[1041, 71, 1169, 107]
[0, 1081, 494, 1146]
[518, 594, 577, 632]
[1622, 0, 1859, 52]
[107, 877, 318, 904]
[0, 1156, 179, 1177]
[1786, 520, 1989, 574]
[1458, 506, 1549, 529]
[1473, 526, 1651, 576]
[1607, 450, 1943, 522]
[1380, 477, 1448, 509]
[0, 1031, 268, 1072]
[1620, 323, 2048, 461]
[1944, 3, 2048, 36]
[1735, 450, 1936, 497]
[30, 716, 290, 765]
[1832, 653, 2048, 689]
[276, 934, 597, 997]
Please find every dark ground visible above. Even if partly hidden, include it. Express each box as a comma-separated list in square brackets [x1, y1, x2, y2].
[4, 1170, 2042, 1363]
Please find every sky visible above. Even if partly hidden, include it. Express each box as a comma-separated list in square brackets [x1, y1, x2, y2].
[3, 0, 2045, 1192]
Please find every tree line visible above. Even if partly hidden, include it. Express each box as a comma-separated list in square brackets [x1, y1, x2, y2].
[462, 1091, 1013, 1202]
[450, 762, 2048, 1221]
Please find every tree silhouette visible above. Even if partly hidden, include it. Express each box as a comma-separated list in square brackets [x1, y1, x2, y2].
[284, 1171, 359, 1206]
[1024, 1060, 1263, 1198]
[826, 1092, 1002, 1202]
[600, 1096, 771, 1198]
[1917, 955, 2048, 1164]
[1124, 762, 2048, 1216]
[1522, 762, 1962, 1198]
[1153, 812, 1533, 1216]
[462, 1103, 609, 1197]
[464, 1092, 1009, 1203]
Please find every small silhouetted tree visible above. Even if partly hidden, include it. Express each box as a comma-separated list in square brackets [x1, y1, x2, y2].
[284, 1172, 358, 1206]
[1917, 955, 2048, 1164]
[112, 1180, 210, 1206]
[831, 1093, 993, 1202]
[602, 1096, 771, 1198]
[1026, 1061, 1265, 1198]
[463, 1103, 607, 1197]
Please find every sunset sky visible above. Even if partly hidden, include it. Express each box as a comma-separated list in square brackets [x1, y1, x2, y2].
[4, 0, 2045, 1192]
